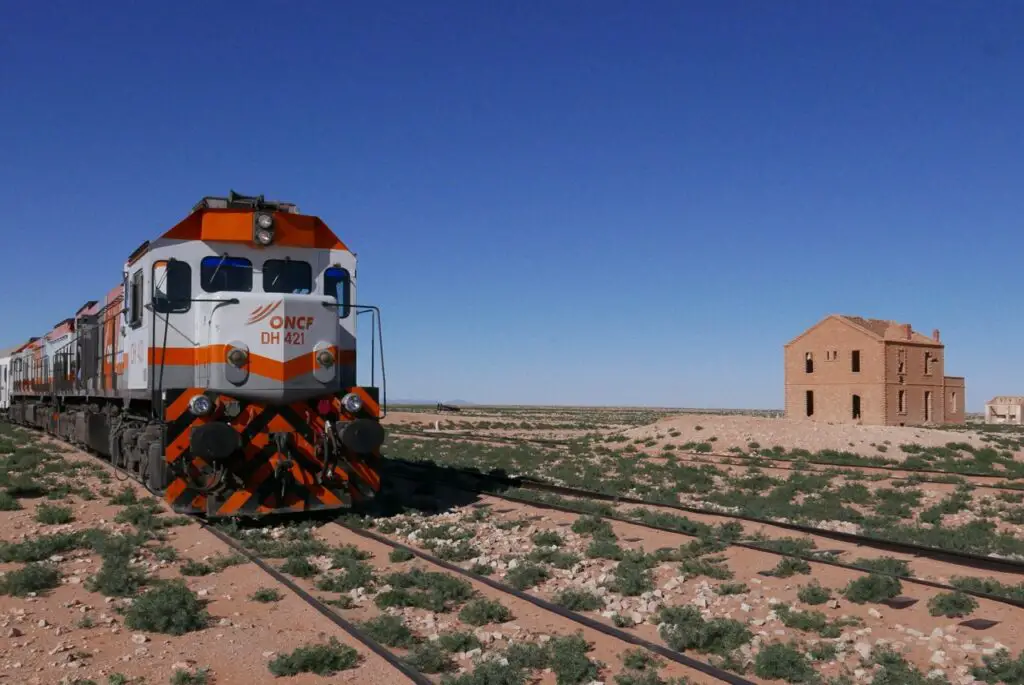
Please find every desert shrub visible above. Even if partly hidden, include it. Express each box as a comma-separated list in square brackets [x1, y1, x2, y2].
[504, 562, 550, 590]
[763, 557, 811, 578]
[438, 631, 481, 653]
[572, 515, 615, 538]
[928, 591, 978, 618]
[797, 582, 831, 605]
[0, 562, 61, 596]
[459, 598, 512, 625]
[714, 582, 749, 595]
[251, 587, 282, 603]
[34, 503, 73, 524]
[375, 568, 474, 612]
[532, 530, 564, 547]
[842, 574, 902, 604]
[267, 637, 360, 676]
[754, 643, 815, 683]
[971, 648, 1024, 685]
[360, 614, 417, 647]
[406, 643, 455, 673]
[389, 548, 414, 562]
[851, 556, 911, 577]
[315, 558, 376, 593]
[548, 632, 599, 685]
[608, 555, 654, 596]
[554, 588, 603, 611]
[124, 580, 208, 635]
[280, 555, 318, 578]
[680, 555, 733, 580]
[657, 605, 751, 655]
[0, 491, 21, 511]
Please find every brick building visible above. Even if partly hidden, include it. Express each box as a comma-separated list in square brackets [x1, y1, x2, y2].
[784, 315, 965, 426]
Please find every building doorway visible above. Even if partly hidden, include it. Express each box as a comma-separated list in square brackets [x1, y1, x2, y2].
[805, 390, 814, 417]
[924, 391, 932, 422]
[852, 394, 861, 420]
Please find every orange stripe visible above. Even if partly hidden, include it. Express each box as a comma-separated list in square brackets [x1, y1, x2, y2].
[353, 387, 380, 418]
[164, 478, 187, 504]
[148, 346, 355, 381]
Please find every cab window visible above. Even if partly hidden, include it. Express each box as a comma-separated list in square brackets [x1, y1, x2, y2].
[324, 267, 351, 318]
[153, 260, 192, 314]
[200, 256, 253, 293]
[263, 259, 312, 294]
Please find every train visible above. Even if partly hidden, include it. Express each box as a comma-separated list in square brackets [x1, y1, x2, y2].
[0, 191, 387, 518]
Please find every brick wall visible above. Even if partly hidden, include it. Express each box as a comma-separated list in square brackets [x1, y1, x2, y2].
[784, 317, 885, 424]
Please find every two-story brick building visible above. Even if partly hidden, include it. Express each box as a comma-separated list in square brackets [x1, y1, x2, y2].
[783, 315, 965, 426]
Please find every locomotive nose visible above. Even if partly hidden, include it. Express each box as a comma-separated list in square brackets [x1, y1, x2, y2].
[202, 294, 344, 402]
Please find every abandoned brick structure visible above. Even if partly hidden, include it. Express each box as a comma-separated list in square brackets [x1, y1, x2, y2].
[784, 315, 965, 426]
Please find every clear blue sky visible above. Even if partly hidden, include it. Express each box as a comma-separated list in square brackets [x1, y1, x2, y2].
[2, 1, 1021, 410]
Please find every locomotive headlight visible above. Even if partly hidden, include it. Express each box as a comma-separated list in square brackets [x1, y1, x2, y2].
[316, 349, 335, 368]
[188, 394, 214, 416]
[253, 212, 275, 245]
[226, 347, 248, 368]
[341, 392, 363, 413]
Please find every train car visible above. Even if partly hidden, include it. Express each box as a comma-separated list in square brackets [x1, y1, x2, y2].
[6, 191, 387, 517]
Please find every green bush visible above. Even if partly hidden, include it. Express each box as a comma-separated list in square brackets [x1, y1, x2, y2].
[796, 582, 831, 605]
[268, 637, 360, 676]
[928, 591, 978, 618]
[553, 588, 603, 611]
[842, 574, 902, 604]
[754, 642, 815, 683]
[124, 580, 208, 635]
[34, 503, 73, 524]
[459, 598, 513, 626]
[0, 562, 61, 596]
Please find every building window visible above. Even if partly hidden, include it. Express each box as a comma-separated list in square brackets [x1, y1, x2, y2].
[852, 394, 861, 420]
[805, 390, 814, 417]
[924, 391, 932, 421]
[924, 351, 933, 375]
[951, 391, 957, 414]
[851, 350, 860, 373]
[805, 352, 813, 373]
[897, 349, 906, 374]
[898, 389, 906, 414]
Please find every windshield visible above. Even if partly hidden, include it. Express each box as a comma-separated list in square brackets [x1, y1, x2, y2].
[264, 259, 312, 294]
[200, 256, 253, 292]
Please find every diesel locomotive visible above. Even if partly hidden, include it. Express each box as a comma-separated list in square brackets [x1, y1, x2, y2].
[2, 191, 386, 517]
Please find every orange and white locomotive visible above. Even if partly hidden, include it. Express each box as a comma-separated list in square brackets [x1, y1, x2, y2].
[5, 191, 386, 517]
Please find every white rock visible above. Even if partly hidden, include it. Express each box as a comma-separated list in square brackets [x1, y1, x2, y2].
[130, 634, 148, 645]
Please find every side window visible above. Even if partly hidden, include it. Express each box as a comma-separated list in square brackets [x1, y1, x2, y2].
[264, 259, 313, 294]
[323, 267, 351, 318]
[153, 260, 192, 314]
[128, 269, 144, 328]
[200, 256, 253, 293]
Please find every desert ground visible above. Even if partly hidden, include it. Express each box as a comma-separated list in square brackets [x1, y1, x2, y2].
[3, 407, 1024, 685]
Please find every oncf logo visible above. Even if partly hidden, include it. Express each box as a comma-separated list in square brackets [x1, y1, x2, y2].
[259, 314, 316, 346]
[246, 302, 282, 325]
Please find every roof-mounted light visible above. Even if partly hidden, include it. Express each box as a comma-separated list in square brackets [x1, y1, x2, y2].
[253, 212, 275, 245]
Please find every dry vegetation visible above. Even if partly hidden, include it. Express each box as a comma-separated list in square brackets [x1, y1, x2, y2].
[7, 407, 1024, 685]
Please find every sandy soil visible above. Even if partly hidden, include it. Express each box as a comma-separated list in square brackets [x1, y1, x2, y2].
[620, 414, 993, 458]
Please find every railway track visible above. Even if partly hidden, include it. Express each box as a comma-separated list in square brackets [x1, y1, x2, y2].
[382, 457, 1024, 616]
[384, 455, 1024, 575]
[323, 518, 756, 685]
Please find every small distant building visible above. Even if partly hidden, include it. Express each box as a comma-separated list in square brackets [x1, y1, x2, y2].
[784, 314, 965, 426]
[985, 397, 1024, 425]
